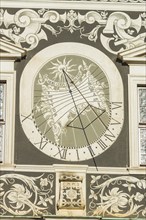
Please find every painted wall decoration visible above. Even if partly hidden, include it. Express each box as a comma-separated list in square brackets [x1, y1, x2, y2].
[87, 174, 146, 218]
[0, 173, 146, 218]
[0, 3, 146, 219]
[0, 173, 55, 216]
[0, 9, 146, 53]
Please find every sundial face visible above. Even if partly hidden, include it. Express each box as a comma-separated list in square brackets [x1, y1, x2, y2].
[20, 43, 124, 161]
[33, 55, 110, 150]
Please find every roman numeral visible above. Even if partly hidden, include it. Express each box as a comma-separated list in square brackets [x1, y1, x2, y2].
[98, 139, 108, 150]
[54, 147, 68, 159]
[21, 113, 32, 122]
[104, 129, 115, 142]
[76, 149, 80, 160]
[111, 117, 121, 125]
[88, 145, 96, 157]
[34, 137, 48, 150]
[111, 102, 122, 110]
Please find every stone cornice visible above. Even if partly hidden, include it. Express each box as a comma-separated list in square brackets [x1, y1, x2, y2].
[1, 0, 145, 11]
[0, 39, 27, 59]
[118, 44, 146, 64]
[0, 164, 146, 175]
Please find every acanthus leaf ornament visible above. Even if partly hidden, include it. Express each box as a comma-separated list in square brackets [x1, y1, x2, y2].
[0, 173, 55, 216]
[88, 175, 146, 218]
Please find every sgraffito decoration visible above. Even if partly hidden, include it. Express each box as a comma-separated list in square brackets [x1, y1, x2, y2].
[0, 9, 146, 53]
[0, 173, 55, 216]
[87, 175, 146, 218]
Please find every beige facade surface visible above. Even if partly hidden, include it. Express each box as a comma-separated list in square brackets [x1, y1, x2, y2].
[0, 0, 146, 219]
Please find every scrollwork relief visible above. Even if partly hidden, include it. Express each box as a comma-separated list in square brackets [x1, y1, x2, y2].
[0, 173, 55, 216]
[87, 175, 146, 218]
[0, 9, 146, 53]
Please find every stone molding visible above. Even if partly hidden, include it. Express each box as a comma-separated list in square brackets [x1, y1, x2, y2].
[0, 39, 26, 60]
[1, 0, 145, 11]
[0, 164, 146, 175]
[118, 43, 146, 64]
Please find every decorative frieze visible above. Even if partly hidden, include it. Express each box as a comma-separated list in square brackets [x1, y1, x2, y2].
[87, 174, 146, 218]
[0, 9, 146, 53]
[0, 173, 55, 216]
[1, 172, 146, 218]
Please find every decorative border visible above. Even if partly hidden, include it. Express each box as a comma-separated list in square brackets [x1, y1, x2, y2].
[1, 173, 146, 217]
[0, 173, 55, 216]
[87, 174, 146, 218]
[0, 9, 146, 53]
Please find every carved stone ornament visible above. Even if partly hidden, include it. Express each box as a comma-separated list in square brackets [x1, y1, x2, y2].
[57, 173, 85, 216]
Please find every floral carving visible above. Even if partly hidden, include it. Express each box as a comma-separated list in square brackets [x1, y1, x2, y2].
[88, 175, 146, 218]
[0, 9, 145, 53]
[0, 173, 55, 216]
[58, 174, 85, 210]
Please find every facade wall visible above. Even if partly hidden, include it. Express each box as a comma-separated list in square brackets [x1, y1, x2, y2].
[0, 1, 146, 219]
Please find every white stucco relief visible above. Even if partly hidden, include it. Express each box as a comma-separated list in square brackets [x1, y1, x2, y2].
[88, 175, 146, 218]
[0, 9, 146, 53]
[0, 173, 55, 216]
